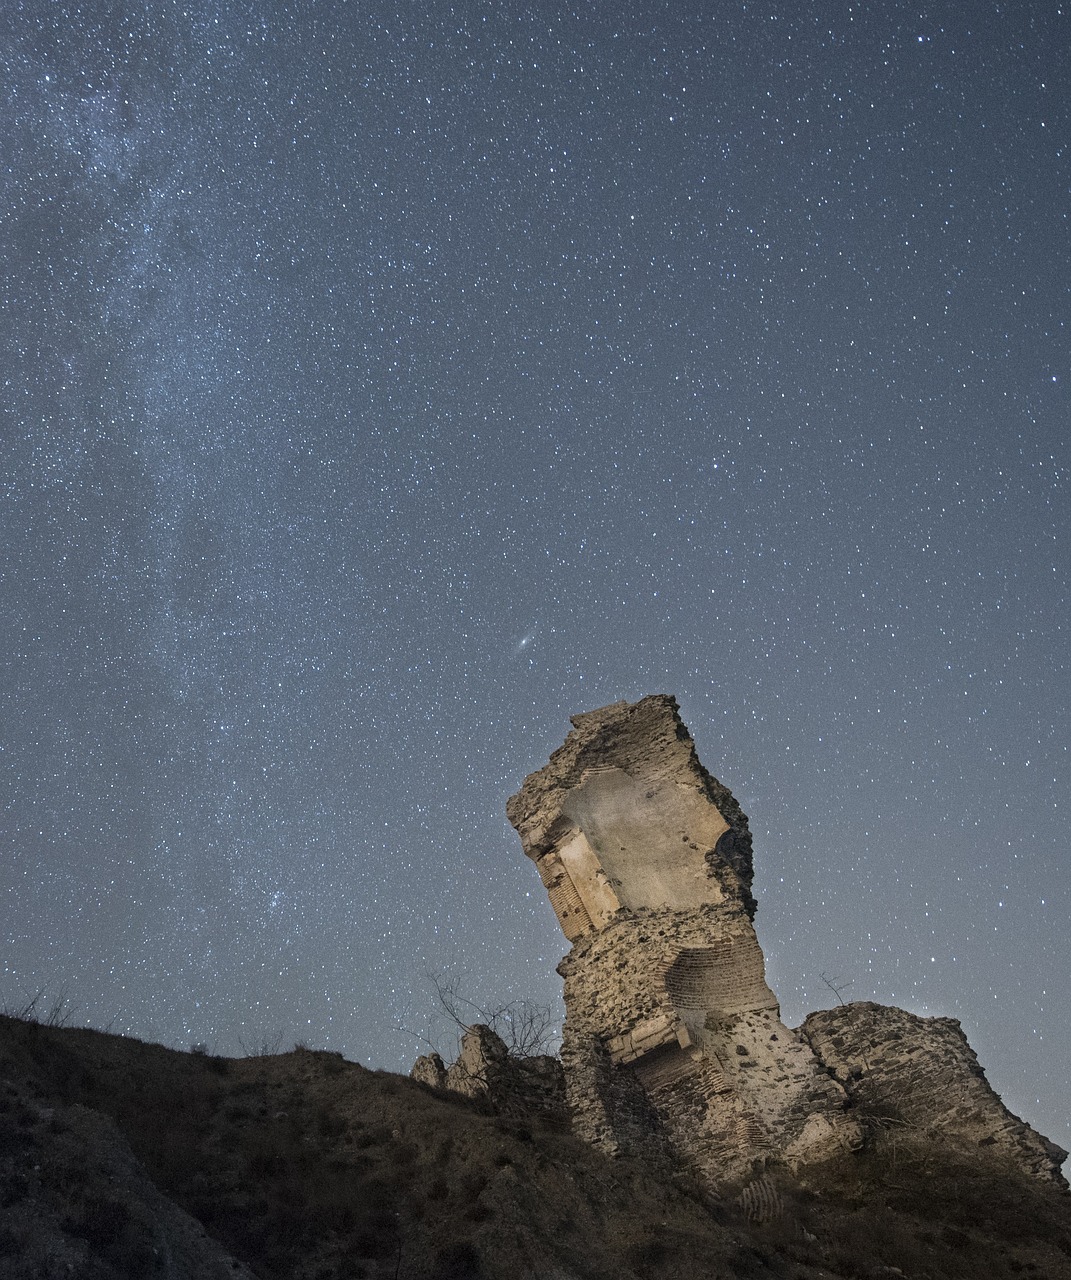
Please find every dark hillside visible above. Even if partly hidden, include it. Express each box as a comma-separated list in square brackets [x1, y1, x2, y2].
[1, 1014, 1069, 1280]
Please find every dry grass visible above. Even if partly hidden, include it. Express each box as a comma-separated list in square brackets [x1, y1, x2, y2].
[0, 1013, 1068, 1280]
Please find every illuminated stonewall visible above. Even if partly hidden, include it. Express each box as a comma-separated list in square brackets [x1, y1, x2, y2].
[507, 694, 1068, 1188]
[506, 694, 861, 1184]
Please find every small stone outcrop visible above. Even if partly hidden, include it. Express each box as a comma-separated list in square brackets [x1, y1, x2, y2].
[507, 695, 1067, 1189]
[411, 1025, 568, 1125]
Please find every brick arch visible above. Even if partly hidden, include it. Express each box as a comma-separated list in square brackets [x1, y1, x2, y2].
[663, 936, 776, 1031]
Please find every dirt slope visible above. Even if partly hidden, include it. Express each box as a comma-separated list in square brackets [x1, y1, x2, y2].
[1, 1014, 1068, 1280]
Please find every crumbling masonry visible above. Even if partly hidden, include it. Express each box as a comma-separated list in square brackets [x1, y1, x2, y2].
[504, 695, 1066, 1187]
[505, 695, 860, 1183]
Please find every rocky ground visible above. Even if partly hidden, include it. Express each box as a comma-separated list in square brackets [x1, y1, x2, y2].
[1, 1012, 1069, 1280]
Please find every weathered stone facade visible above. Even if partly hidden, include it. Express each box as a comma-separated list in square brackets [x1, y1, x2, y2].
[506, 695, 862, 1185]
[802, 1002, 1067, 1182]
[506, 695, 1067, 1190]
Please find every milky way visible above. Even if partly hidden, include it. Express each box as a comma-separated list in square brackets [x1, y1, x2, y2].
[1, 2, 1067, 1165]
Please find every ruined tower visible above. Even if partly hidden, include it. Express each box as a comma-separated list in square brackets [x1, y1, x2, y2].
[506, 694, 861, 1184]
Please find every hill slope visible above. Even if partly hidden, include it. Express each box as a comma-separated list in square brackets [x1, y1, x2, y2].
[1, 1014, 1069, 1280]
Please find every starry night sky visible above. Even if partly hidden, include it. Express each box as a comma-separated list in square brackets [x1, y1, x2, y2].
[2, 2, 1067, 1162]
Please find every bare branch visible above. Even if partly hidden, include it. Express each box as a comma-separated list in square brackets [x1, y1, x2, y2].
[819, 972, 853, 1007]
[2, 985, 77, 1027]
[413, 969, 560, 1061]
[237, 1030, 286, 1057]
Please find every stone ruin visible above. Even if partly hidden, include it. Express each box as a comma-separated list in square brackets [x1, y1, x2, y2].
[505, 693, 864, 1183]
[801, 1002, 1065, 1182]
[417, 695, 1067, 1189]
[411, 1025, 568, 1127]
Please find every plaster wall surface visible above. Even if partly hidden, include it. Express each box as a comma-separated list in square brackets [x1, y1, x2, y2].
[560, 767, 729, 913]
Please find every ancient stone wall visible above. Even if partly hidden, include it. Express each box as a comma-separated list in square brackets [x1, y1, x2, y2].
[504, 694, 1068, 1190]
[508, 695, 862, 1186]
[802, 1002, 1068, 1182]
[506, 696, 757, 922]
